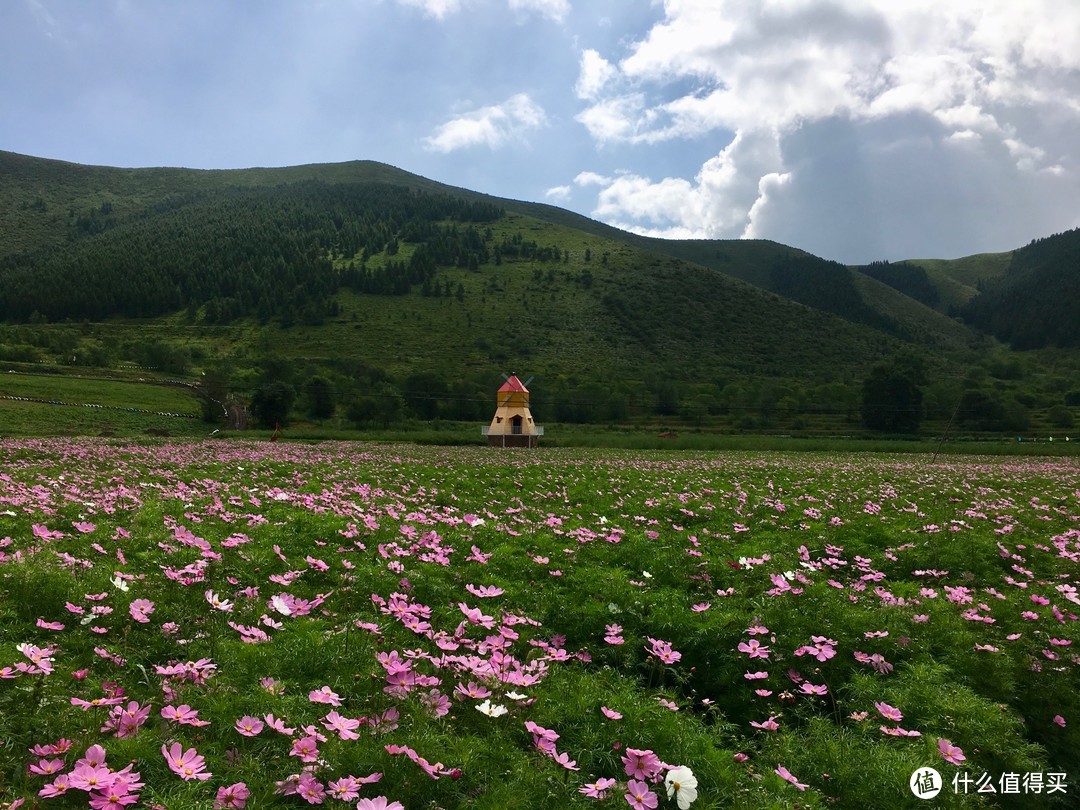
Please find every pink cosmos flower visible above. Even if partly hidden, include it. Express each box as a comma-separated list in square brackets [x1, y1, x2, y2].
[622, 748, 662, 780]
[295, 772, 325, 804]
[775, 764, 808, 791]
[454, 681, 492, 700]
[39, 774, 72, 798]
[874, 701, 903, 722]
[289, 735, 320, 762]
[937, 738, 966, 765]
[356, 799, 404, 810]
[552, 751, 579, 770]
[738, 639, 771, 659]
[29, 757, 66, 776]
[1052, 715, 1066, 727]
[646, 637, 682, 665]
[235, 715, 265, 736]
[624, 779, 658, 809]
[308, 685, 342, 705]
[161, 704, 208, 726]
[128, 599, 155, 623]
[601, 706, 623, 720]
[161, 742, 211, 781]
[580, 777, 617, 798]
[102, 701, 151, 738]
[323, 710, 362, 740]
[214, 782, 250, 808]
[88, 786, 139, 809]
[465, 584, 504, 598]
[68, 763, 116, 791]
[76, 744, 108, 769]
[327, 775, 381, 801]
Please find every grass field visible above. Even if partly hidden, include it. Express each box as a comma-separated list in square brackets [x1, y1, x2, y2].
[0, 439, 1076, 808]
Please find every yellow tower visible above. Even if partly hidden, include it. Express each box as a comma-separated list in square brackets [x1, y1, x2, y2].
[483, 374, 543, 447]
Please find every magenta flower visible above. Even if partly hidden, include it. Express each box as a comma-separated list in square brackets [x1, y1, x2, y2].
[88, 786, 139, 809]
[646, 637, 682, 665]
[738, 639, 771, 659]
[308, 685, 342, 705]
[161, 704, 208, 726]
[937, 738, 966, 765]
[622, 748, 663, 780]
[322, 710, 362, 740]
[775, 764, 808, 791]
[29, 757, 66, 776]
[161, 742, 211, 781]
[68, 763, 115, 791]
[874, 701, 903, 722]
[327, 775, 375, 801]
[102, 700, 151, 738]
[214, 782, 250, 808]
[235, 715, 265, 736]
[1052, 714, 1066, 727]
[295, 772, 325, 804]
[624, 779, 658, 809]
[289, 735, 320, 762]
[580, 777, 617, 798]
[356, 799, 404, 810]
[38, 774, 72, 798]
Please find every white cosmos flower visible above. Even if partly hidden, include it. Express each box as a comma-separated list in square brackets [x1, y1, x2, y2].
[270, 595, 292, 616]
[205, 589, 233, 612]
[665, 765, 699, 809]
[111, 576, 129, 592]
[476, 699, 508, 717]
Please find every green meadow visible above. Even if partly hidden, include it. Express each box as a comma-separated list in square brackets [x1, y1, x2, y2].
[1, 440, 1076, 808]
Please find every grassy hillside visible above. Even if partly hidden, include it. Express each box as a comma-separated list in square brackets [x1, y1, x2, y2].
[896, 252, 1013, 310]
[1, 150, 1077, 439]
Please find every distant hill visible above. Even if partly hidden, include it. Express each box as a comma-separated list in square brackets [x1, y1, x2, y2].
[960, 229, 1080, 349]
[1, 149, 1077, 437]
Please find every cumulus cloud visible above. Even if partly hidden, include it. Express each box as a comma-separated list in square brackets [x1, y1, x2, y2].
[571, 0, 1080, 260]
[397, 0, 569, 21]
[424, 93, 547, 152]
[545, 184, 571, 200]
[508, 0, 569, 22]
[574, 49, 617, 100]
[395, 0, 465, 19]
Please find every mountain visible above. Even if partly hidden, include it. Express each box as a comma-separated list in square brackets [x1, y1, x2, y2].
[959, 229, 1080, 349]
[0, 149, 1076, 436]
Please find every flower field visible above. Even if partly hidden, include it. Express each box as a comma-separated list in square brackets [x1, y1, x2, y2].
[1, 439, 1077, 809]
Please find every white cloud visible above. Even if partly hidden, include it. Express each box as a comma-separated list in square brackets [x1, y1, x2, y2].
[545, 184, 571, 199]
[574, 48, 616, 100]
[570, 0, 1080, 259]
[395, 0, 465, 19]
[573, 170, 611, 186]
[424, 93, 547, 152]
[397, 0, 569, 21]
[508, 0, 569, 22]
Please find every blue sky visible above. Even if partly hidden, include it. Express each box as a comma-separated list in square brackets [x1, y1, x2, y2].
[3, 0, 1079, 263]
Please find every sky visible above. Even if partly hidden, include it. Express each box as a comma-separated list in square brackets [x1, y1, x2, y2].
[3, 0, 1079, 264]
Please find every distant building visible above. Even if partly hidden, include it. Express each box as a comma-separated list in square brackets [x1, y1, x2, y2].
[482, 373, 543, 447]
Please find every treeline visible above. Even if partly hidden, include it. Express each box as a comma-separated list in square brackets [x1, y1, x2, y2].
[0, 182, 502, 323]
[769, 256, 901, 334]
[961, 228, 1080, 349]
[859, 261, 940, 308]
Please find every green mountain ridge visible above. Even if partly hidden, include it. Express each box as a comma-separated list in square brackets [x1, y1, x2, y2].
[1, 149, 1077, 437]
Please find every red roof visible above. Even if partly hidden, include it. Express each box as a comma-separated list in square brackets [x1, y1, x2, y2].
[498, 374, 528, 393]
